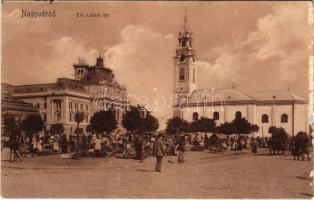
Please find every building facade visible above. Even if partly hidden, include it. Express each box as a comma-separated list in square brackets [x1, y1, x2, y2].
[5, 56, 128, 136]
[1, 83, 39, 134]
[173, 14, 309, 137]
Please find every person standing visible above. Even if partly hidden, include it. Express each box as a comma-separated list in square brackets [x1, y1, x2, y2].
[251, 138, 258, 153]
[153, 134, 166, 172]
[177, 136, 185, 163]
[9, 135, 23, 162]
[60, 134, 68, 154]
[52, 134, 60, 153]
[94, 136, 102, 157]
[135, 137, 142, 160]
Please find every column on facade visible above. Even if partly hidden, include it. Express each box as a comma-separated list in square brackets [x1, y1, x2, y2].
[292, 103, 295, 136]
[271, 104, 276, 127]
[247, 104, 256, 125]
[64, 96, 69, 124]
[61, 99, 64, 122]
[224, 105, 229, 122]
[51, 99, 54, 122]
[306, 105, 309, 133]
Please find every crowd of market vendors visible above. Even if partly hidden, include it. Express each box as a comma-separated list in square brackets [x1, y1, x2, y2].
[3, 128, 312, 164]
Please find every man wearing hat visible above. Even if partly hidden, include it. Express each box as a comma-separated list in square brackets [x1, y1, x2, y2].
[153, 133, 166, 172]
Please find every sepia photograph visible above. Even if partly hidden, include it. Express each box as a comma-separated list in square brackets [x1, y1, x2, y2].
[1, 1, 313, 198]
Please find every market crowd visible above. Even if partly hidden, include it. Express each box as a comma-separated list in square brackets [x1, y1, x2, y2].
[2, 129, 312, 170]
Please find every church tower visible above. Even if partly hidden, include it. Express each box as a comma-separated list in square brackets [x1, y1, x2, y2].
[174, 10, 197, 101]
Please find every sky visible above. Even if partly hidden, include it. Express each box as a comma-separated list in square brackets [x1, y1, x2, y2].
[2, 1, 312, 128]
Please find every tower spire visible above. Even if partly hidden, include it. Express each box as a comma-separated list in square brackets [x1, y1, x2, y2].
[98, 47, 102, 58]
[184, 8, 187, 26]
[96, 47, 104, 67]
[183, 8, 188, 31]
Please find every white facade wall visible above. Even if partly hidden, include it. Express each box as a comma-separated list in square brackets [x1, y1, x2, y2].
[255, 105, 272, 137]
[294, 103, 309, 135]
[182, 103, 308, 137]
[273, 104, 293, 135]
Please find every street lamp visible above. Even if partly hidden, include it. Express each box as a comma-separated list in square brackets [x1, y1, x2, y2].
[73, 111, 84, 159]
[139, 106, 147, 162]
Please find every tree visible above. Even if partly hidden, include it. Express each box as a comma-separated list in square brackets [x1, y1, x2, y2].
[296, 131, 308, 143]
[251, 124, 260, 136]
[277, 128, 289, 147]
[86, 124, 92, 133]
[50, 123, 65, 135]
[218, 122, 236, 135]
[143, 114, 159, 132]
[193, 117, 216, 134]
[232, 117, 252, 135]
[122, 106, 141, 133]
[166, 117, 189, 134]
[75, 112, 85, 126]
[268, 126, 277, 135]
[90, 110, 118, 135]
[268, 126, 290, 154]
[20, 114, 44, 141]
[181, 120, 191, 133]
[3, 114, 19, 137]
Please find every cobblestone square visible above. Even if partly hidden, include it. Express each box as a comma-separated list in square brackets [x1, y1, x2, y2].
[1, 149, 312, 198]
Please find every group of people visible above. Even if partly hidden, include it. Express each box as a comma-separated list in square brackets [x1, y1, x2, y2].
[3, 129, 311, 172]
[1, 129, 189, 172]
[190, 133, 271, 153]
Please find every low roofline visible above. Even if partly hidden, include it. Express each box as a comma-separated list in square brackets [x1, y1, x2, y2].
[181, 99, 308, 107]
[189, 88, 307, 102]
[6, 82, 56, 87]
[57, 77, 83, 82]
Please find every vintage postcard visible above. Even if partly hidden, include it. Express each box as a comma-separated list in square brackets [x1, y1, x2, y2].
[1, 1, 313, 198]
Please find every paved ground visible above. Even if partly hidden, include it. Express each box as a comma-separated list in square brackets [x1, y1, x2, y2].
[1, 148, 313, 198]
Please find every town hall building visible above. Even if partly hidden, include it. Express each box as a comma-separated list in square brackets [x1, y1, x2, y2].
[173, 14, 309, 137]
[4, 55, 128, 136]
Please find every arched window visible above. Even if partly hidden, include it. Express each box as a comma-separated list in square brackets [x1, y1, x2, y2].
[180, 54, 185, 61]
[213, 112, 219, 120]
[235, 111, 242, 119]
[281, 114, 288, 123]
[262, 114, 269, 123]
[179, 67, 185, 81]
[193, 112, 199, 121]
